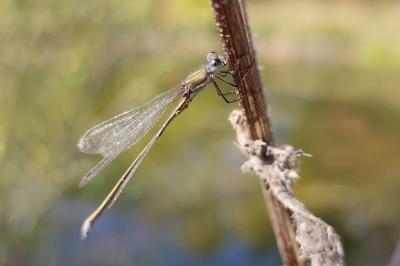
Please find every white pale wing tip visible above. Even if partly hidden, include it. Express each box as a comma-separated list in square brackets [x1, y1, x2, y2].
[81, 219, 92, 240]
[79, 176, 90, 188]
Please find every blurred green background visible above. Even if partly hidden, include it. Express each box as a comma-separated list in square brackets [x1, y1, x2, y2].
[1, 0, 400, 265]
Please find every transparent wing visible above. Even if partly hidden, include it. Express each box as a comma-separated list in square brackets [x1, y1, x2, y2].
[78, 88, 182, 156]
[77, 88, 182, 186]
[81, 132, 159, 239]
[80, 98, 187, 239]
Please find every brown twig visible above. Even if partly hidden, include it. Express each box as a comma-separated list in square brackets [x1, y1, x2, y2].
[211, 0, 304, 265]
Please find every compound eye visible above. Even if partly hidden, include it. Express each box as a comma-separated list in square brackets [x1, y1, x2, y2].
[212, 59, 221, 67]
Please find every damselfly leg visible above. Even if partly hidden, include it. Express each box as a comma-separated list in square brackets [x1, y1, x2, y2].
[212, 80, 238, 103]
[213, 53, 264, 103]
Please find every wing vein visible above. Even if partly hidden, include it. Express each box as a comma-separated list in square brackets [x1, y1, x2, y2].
[78, 88, 182, 186]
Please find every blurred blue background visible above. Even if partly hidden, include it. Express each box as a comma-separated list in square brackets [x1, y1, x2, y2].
[1, 0, 400, 265]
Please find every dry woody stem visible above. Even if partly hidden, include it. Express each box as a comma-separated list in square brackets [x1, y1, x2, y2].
[211, 0, 302, 265]
[211, 0, 344, 265]
[229, 110, 344, 266]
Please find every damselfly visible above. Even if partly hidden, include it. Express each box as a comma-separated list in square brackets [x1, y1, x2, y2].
[78, 52, 235, 239]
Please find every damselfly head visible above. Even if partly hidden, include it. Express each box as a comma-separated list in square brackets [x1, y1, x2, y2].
[206, 51, 226, 73]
